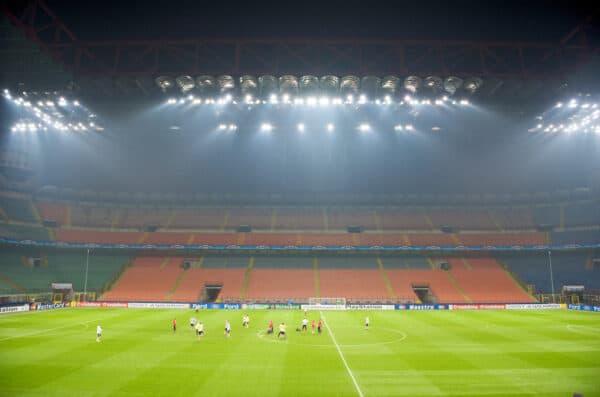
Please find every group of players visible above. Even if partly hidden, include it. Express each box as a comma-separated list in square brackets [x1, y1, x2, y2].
[96, 313, 370, 342]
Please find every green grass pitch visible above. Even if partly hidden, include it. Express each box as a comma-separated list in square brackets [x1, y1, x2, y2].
[1, 308, 599, 397]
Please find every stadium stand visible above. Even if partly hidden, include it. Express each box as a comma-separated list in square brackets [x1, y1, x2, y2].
[100, 257, 182, 301]
[533, 206, 560, 227]
[490, 207, 536, 230]
[227, 208, 273, 230]
[565, 202, 600, 227]
[551, 230, 600, 245]
[274, 208, 324, 230]
[252, 255, 313, 269]
[37, 201, 69, 225]
[428, 208, 496, 230]
[191, 233, 237, 245]
[57, 229, 143, 244]
[245, 269, 315, 302]
[118, 207, 171, 229]
[0, 251, 129, 293]
[500, 253, 600, 292]
[327, 208, 378, 230]
[319, 269, 389, 301]
[145, 232, 192, 245]
[243, 233, 298, 246]
[70, 205, 116, 228]
[318, 256, 377, 269]
[386, 269, 467, 303]
[0, 195, 36, 223]
[379, 208, 430, 230]
[0, 223, 50, 240]
[445, 258, 535, 303]
[457, 232, 545, 246]
[170, 208, 227, 229]
[358, 233, 405, 246]
[407, 233, 457, 246]
[299, 233, 353, 246]
[379, 256, 431, 269]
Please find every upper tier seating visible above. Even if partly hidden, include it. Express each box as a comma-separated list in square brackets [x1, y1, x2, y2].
[57, 229, 143, 244]
[274, 208, 324, 230]
[429, 209, 496, 230]
[327, 208, 378, 230]
[491, 207, 536, 230]
[168, 266, 246, 302]
[379, 209, 430, 230]
[226, 208, 273, 230]
[37, 201, 68, 225]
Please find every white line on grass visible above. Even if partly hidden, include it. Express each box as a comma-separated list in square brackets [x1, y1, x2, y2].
[320, 311, 364, 397]
[0, 318, 100, 342]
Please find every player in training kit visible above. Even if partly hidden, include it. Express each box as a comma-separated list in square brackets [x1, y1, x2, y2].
[311, 319, 316, 334]
[242, 314, 249, 328]
[195, 322, 204, 338]
[301, 317, 308, 332]
[173, 318, 177, 332]
[225, 320, 231, 337]
[96, 325, 102, 342]
[317, 319, 322, 334]
[365, 316, 370, 330]
[190, 317, 197, 328]
[277, 322, 287, 339]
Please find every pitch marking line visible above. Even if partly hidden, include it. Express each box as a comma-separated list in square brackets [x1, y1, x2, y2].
[321, 311, 364, 397]
[0, 318, 100, 342]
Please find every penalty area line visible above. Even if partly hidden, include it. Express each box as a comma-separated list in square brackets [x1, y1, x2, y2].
[320, 311, 364, 397]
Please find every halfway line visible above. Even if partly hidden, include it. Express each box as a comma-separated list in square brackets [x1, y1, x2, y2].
[320, 311, 364, 397]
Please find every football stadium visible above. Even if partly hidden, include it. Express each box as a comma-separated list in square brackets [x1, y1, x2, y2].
[1, 1, 600, 396]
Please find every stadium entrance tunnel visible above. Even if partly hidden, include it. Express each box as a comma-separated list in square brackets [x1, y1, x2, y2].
[202, 284, 222, 302]
[412, 285, 438, 304]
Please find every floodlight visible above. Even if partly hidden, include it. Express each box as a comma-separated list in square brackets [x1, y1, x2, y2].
[299, 75, 319, 96]
[424, 76, 443, 93]
[394, 125, 403, 131]
[259, 75, 278, 99]
[381, 76, 400, 97]
[358, 123, 371, 132]
[218, 124, 228, 130]
[340, 75, 360, 97]
[361, 76, 381, 99]
[459, 99, 470, 105]
[404, 76, 422, 94]
[217, 75, 235, 96]
[306, 97, 317, 106]
[260, 123, 273, 132]
[279, 75, 299, 96]
[358, 95, 367, 104]
[464, 77, 483, 94]
[326, 123, 334, 132]
[155, 76, 174, 92]
[297, 123, 305, 132]
[240, 75, 258, 98]
[196, 75, 218, 97]
[405, 124, 414, 131]
[443, 76, 463, 95]
[320, 75, 340, 96]
[228, 124, 237, 131]
[319, 97, 330, 107]
[176, 75, 195, 93]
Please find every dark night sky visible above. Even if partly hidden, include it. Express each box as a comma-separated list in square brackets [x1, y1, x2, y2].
[46, 0, 597, 42]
